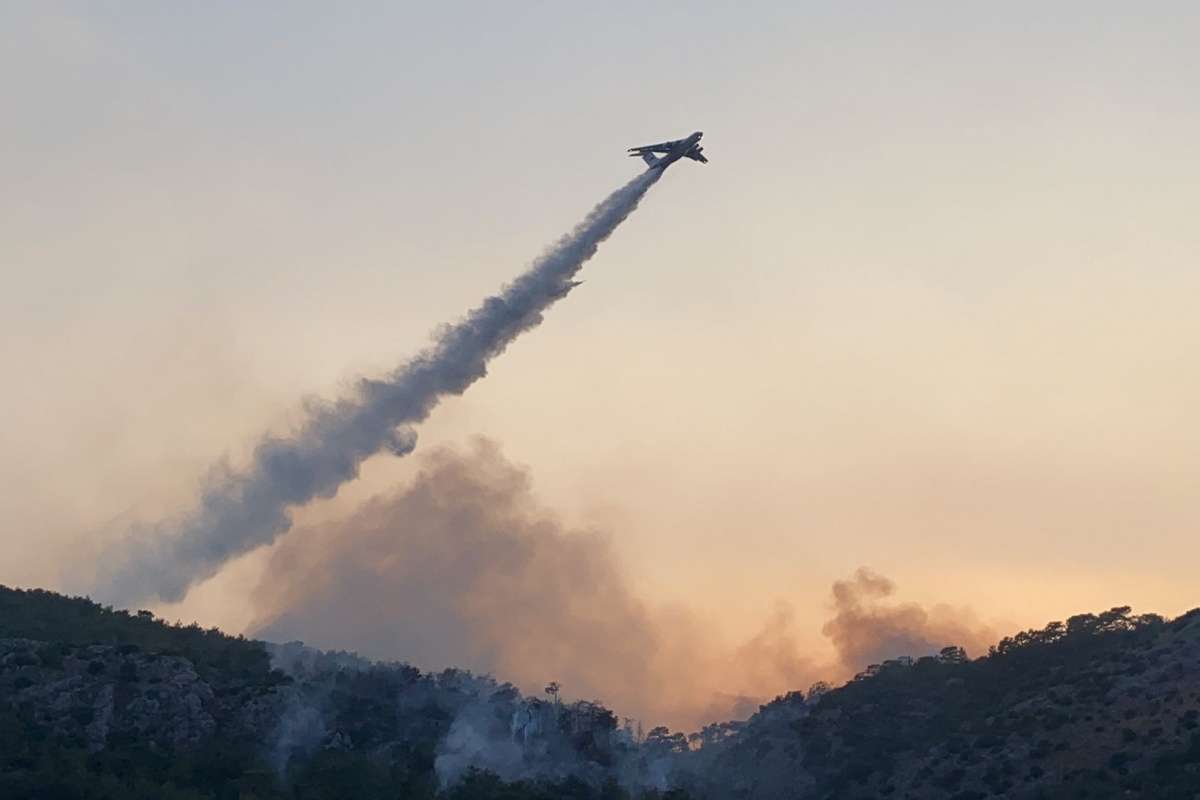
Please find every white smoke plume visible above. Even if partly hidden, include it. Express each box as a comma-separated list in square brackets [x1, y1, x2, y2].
[97, 169, 662, 605]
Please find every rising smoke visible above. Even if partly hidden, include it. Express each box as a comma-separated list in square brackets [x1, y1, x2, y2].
[822, 567, 996, 673]
[250, 439, 778, 730]
[249, 440, 996, 730]
[96, 170, 661, 605]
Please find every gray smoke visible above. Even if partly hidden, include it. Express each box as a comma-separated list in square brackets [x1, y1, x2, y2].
[97, 169, 662, 605]
[249, 439, 819, 731]
[821, 567, 996, 673]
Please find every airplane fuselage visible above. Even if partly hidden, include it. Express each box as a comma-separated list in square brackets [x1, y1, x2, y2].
[652, 131, 703, 171]
[629, 131, 706, 171]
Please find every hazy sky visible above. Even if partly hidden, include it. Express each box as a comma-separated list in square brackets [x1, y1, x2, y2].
[3, 2, 1199, 665]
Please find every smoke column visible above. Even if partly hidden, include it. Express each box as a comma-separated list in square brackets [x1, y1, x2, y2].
[98, 169, 662, 605]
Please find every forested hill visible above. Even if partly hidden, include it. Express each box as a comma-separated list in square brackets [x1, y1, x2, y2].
[2, 585, 1199, 800]
[677, 606, 1200, 799]
[0, 585, 671, 800]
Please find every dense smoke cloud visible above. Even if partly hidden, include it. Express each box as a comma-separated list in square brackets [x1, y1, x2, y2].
[95, 170, 661, 605]
[822, 567, 995, 672]
[249, 441, 996, 729]
[254, 439, 659, 700]
[251, 440, 815, 729]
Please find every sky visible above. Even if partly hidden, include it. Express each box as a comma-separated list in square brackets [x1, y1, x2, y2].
[2, 1, 1199, 696]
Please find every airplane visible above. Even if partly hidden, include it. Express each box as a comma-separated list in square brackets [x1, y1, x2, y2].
[627, 131, 707, 171]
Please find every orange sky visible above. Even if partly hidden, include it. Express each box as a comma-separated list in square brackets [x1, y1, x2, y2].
[2, 4, 1199, 697]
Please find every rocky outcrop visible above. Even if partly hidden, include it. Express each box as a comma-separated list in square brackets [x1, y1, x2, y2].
[0, 638, 284, 752]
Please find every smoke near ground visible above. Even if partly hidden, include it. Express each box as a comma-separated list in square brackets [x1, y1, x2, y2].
[822, 567, 996, 673]
[250, 440, 996, 730]
[94, 170, 661, 605]
[250, 439, 799, 730]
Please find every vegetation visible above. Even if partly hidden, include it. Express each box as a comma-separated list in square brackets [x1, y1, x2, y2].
[0, 586, 274, 682]
[688, 605, 1200, 798]
[0, 585, 682, 800]
[4, 584, 1199, 798]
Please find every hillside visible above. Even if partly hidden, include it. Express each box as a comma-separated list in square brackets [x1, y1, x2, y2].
[2, 586, 1199, 799]
[679, 606, 1200, 799]
[0, 586, 667, 800]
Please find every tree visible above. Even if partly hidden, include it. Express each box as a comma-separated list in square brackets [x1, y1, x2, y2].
[807, 681, 831, 701]
[938, 646, 967, 664]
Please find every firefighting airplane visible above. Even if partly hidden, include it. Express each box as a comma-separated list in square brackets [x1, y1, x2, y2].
[627, 131, 707, 170]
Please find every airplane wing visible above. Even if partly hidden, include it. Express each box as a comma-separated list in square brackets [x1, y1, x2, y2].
[628, 139, 680, 154]
[685, 148, 708, 163]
